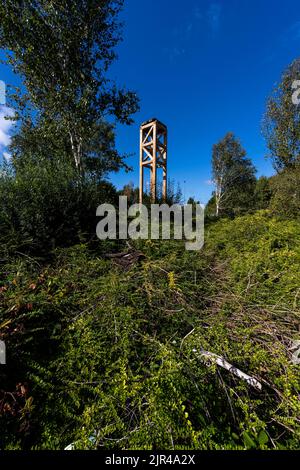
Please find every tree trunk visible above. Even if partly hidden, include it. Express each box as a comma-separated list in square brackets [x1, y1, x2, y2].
[69, 130, 83, 175]
[215, 189, 221, 217]
[214, 176, 223, 217]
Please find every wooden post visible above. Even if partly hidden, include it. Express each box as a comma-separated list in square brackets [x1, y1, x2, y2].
[151, 123, 157, 203]
[139, 126, 144, 204]
[162, 129, 167, 202]
[139, 118, 168, 204]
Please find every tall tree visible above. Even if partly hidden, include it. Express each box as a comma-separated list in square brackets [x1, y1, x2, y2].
[269, 164, 300, 218]
[212, 132, 256, 216]
[0, 0, 139, 175]
[255, 176, 272, 210]
[263, 58, 300, 171]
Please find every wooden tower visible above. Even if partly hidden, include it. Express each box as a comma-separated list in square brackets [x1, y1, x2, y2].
[139, 118, 167, 204]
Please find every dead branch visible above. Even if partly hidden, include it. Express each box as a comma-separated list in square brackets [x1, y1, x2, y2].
[195, 349, 262, 391]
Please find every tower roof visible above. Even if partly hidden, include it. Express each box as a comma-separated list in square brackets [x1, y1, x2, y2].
[141, 117, 167, 129]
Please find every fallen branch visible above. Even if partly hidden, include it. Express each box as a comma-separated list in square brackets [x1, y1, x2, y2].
[194, 349, 262, 391]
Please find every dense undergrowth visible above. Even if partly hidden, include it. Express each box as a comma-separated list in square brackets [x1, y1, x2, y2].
[0, 211, 300, 449]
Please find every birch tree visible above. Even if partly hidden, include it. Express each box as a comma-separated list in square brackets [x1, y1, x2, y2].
[212, 133, 256, 216]
[0, 0, 139, 176]
[263, 58, 300, 172]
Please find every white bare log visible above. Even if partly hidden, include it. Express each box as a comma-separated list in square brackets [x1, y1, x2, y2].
[194, 349, 262, 391]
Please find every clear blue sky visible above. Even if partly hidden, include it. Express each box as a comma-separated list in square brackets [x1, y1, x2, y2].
[108, 0, 300, 202]
[1, 0, 300, 203]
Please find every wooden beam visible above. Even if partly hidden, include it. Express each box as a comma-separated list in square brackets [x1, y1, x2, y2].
[151, 122, 157, 203]
[143, 141, 154, 148]
[139, 127, 143, 204]
[143, 125, 154, 144]
[163, 129, 167, 201]
[141, 121, 154, 130]
[142, 146, 154, 161]
[142, 159, 153, 166]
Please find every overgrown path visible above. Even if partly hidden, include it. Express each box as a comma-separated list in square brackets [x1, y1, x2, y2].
[1, 212, 300, 449]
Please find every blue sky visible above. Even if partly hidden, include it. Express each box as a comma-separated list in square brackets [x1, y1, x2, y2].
[1, 0, 300, 202]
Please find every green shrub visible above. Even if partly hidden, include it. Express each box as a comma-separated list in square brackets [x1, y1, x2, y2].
[1, 212, 299, 449]
[270, 165, 300, 218]
[0, 158, 118, 255]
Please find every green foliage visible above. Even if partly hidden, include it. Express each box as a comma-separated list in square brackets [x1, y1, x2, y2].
[162, 179, 183, 205]
[0, 158, 118, 255]
[206, 211, 300, 306]
[255, 176, 272, 210]
[0, 11, 299, 449]
[12, 118, 130, 179]
[204, 195, 218, 222]
[0, 0, 139, 175]
[119, 179, 183, 206]
[269, 165, 300, 218]
[187, 197, 200, 206]
[1, 212, 299, 449]
[263, 58, 300, 171]
[211, 132, 256, 217]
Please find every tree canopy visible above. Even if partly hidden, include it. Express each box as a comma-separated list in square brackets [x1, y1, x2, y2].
[0, 0, 139, 175]
[263, 58, 300, 172]
[211, 132, 256, 217]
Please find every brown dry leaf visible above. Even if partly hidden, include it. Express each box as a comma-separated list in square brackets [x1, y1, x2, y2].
[17, 383, 29, 397]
